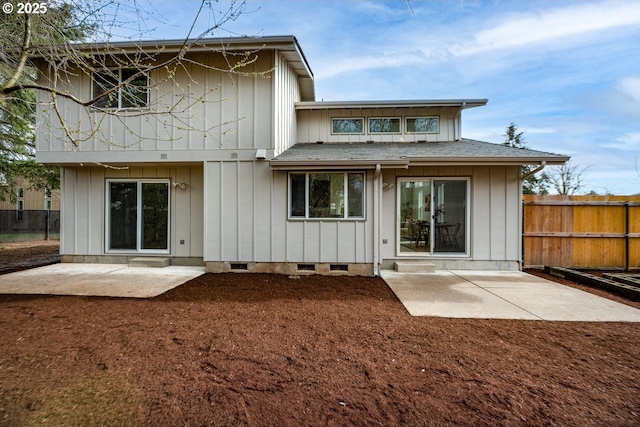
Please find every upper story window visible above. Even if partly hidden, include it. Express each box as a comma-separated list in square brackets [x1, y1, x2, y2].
[290, 172, 365, 219]
[406, 116, 439, 133]
[369, 117, 401, 134]
[332, 118, 364, 134]
[330, 115, 440, 135]
[92, 68, 149, 109]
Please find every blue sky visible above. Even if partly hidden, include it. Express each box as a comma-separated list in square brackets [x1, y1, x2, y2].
[137, 0, 640, 194]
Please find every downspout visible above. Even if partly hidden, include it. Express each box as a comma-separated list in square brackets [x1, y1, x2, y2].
[521, 161, 546, 180]
[455, 102, 466, 141]
[519, 161, 545, 270]
[373, 164, 381, 276]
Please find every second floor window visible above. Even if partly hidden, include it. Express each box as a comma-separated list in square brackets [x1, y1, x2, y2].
[93, 68, 149, 109]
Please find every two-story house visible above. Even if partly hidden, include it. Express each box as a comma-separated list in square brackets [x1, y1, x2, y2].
[35, 36, 568, 275]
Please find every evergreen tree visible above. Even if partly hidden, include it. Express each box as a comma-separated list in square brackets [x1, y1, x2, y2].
[502, 123, 548, 195]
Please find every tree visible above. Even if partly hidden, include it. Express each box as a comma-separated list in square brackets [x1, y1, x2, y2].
[0, 0, 261, 200]
[0, 4, 88, 201]
[502, 122, 548, 195]
[542, 161, 589, 195]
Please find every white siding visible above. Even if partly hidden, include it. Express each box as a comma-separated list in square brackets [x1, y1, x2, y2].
[36, 52, 275, 164]
[274, 52, 301, 156]
[203, 162, 374, 263]
[297, 107, 459, 143]
[380, 165, 521, 264]
[59, 165, 203, 257]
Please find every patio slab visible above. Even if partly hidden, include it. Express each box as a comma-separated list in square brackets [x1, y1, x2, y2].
[381, 270, 640, 321]
[0, 263, 205, 298]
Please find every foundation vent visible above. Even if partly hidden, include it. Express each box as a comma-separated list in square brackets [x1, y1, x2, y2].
[230, 263, 248, 271]
[297, 263, 315, 272]
[330, 264, 349, 272]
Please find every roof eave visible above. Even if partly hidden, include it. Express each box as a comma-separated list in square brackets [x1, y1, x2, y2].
[269, 159, 410, 170]
[408, 155, 570, 166]
[270, 155, 569, 170]
[295, 99, 488, 110]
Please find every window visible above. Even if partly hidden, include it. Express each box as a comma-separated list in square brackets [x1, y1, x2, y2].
[16, 200, 24, 221]
[398, 178, 468, 256]
[16, 188, 24, 220]
[106, 180, 169, 252]
[369, 117, 401, 134]
[331, 118, 364, 134]
[406, 116, 439, 133]
[93, 68, 149, 109]
[44, 188, 52, 210]
[289, 172, 365, 219]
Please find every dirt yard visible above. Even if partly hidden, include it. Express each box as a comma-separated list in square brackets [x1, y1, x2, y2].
[0, 240, 60, 274]
[0, 243, 639, 426]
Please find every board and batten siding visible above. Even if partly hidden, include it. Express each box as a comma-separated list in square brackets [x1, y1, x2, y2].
[273, 52, 301, 156]
[380, 165, 521, 268]
[203, 161, 374, 264]
[296, 107, 460, 144]
[36, 52, 276, 164]
[59, 165, 203, 258]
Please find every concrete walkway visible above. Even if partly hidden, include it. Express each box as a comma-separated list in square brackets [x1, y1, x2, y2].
[381, 270, 640, 322]
[0, 263, 205, 298]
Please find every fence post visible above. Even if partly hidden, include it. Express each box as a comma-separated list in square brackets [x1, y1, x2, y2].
[45, 210, 50, 241]
[625, 202, 630, 272]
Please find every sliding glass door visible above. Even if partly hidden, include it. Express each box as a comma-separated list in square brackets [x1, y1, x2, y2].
[107, 180, 169, 252]
[398, 178, 468, 256]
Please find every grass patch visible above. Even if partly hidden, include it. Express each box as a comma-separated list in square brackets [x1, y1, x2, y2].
[23, 373, 143, 427]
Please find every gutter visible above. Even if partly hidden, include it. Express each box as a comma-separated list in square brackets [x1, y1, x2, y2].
[409, 157, 568, 166]
[269, 159, 410, 170]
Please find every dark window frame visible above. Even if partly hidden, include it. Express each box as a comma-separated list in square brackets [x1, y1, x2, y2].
[289, 172, 365, 220]
[92, 68, 149, 110]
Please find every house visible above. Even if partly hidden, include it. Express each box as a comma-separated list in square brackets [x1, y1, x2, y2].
[0, 180, 59, 211]
[0, 180, 60, 241]
[35, 36, 568, 275]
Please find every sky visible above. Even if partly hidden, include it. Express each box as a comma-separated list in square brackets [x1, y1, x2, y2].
[125, 0, 640, 194]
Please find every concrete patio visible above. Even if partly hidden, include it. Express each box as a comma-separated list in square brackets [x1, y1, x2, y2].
[0, 263, 205, 298]
[1, 264, 639, 321]
[381, 270, 640, 322]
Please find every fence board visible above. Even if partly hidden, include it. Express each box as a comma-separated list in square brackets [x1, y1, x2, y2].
[523, 195, 640, 269]
[0, 210, 60, 241]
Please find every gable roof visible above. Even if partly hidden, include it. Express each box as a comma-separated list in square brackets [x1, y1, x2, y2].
[32, 35, 315, 101]
[270, 139, 570, 170]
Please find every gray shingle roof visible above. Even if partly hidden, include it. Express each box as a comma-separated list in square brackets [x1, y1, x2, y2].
[270, 139, 569, 169]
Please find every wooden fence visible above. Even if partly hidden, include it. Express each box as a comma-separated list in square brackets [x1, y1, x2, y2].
[523, 195, 640, 269]
[0, 210, 60, 241]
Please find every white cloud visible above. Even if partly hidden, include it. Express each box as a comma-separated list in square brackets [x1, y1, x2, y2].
[617, 77, 640, 104]
[605, 131, 640, 150]
[455, 2, 640, 57]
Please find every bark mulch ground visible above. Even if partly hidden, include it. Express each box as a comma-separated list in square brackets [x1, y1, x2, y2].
[0, 240, 60, 274]
[0, 242, 638, 426]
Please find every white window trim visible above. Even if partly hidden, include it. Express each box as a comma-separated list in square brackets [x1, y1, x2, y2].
[405, 116, 440, 134]
[368, 117, 402, 134]
[92, 68, 150, 111]
[105, 179, 170, 254]
[396, 177, 470, 258]
[288, 171, 366, 220]
[331, 118, 365, 135]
